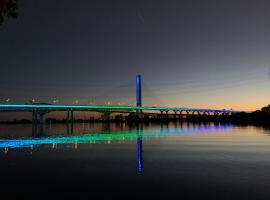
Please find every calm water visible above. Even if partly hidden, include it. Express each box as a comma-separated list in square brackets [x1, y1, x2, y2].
[1, 122, 270, 199]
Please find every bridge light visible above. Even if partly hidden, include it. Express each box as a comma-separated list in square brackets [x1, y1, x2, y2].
[53, 99, 59, 104]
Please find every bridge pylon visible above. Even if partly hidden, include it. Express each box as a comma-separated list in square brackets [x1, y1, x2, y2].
[136, 74, 142, 118]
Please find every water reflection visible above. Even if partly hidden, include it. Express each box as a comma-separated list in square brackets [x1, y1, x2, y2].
[0, 123, 232, 148]
[137, 137, 143, 174]
[0, 123, 233, 174]
[137, 124, 143, 174]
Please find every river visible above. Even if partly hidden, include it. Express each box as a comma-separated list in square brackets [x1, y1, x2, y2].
[0, 122, 270, 199]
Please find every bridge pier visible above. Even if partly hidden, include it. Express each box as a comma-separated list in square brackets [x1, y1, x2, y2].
[159, 110, 164, 119]
[67, 110, 70, 123]
[214, 112, 220, 116]
[174, 111, 179, 120]
[66, 110, 74, 134]
[185, 111, 190, 118]
[178, 111, 183, 119]
[102, 112, 111, 121]
[173, 110, 178, 120]
[67, 109, 74, 121]
[71, 110, 74, 123]
[31, 109, 47, 136]
[39, 112, 46, 134]
[32, 109, 38, 136]
[160, 110, 169, 119]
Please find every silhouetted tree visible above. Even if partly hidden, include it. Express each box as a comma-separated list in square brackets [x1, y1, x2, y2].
[0, 0, 17, 26]
[261, 105, 270, 114]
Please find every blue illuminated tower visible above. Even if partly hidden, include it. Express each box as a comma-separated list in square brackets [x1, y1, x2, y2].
[136, 75, 142, 107]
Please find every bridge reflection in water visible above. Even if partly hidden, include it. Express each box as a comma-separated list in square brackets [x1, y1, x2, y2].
[0, 123, 232, 174]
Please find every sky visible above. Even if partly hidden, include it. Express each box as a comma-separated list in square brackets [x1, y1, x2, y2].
[0, 0, 269, 112]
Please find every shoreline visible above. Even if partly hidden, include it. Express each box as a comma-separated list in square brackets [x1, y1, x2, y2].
[0, 114, 269, 128]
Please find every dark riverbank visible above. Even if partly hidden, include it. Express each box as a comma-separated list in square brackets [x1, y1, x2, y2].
[0, 112, 269, 128]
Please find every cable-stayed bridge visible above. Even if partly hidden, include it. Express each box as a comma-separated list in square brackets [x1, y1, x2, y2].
[0, 75, 244, 125]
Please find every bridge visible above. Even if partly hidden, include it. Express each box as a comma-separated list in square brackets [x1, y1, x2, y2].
[0, 75, 242, 127]
[0, 104, 240, 116]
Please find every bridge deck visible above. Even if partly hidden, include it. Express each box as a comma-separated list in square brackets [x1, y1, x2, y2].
[0, 104, 242, 113]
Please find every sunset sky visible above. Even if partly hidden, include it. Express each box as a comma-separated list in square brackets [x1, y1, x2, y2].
[0, 0, 269, 112]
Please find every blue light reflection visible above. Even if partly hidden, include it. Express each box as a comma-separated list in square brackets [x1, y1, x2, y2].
[0, 124, 233, 149]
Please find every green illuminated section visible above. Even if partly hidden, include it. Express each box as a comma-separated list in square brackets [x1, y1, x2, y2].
[0, 124, 233, 148]
[0, 104, 241, 113]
